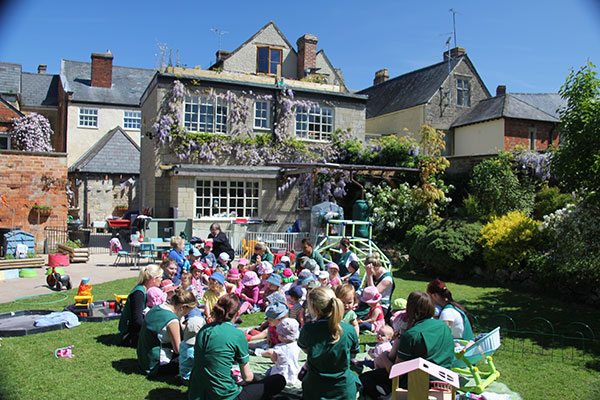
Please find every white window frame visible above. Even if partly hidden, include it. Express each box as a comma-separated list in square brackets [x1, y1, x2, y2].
[78, 107, 98, 128]
[456, 79, 471, 107]
[295, 106, 334, 142]
[123, 111, 141, 130]
[0, 132, 11, 150]
[195, 178, 260, 218]
[184, 96, 228, 134]
[529, 127, 537, 150]
[253, 101, 270, 130]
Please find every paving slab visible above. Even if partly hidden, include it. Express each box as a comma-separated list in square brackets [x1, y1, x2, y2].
[0, 253, 141, 304]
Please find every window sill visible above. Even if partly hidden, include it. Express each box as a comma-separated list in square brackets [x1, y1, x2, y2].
[77, 125, 99, 129]
[295, 138, 331, 144]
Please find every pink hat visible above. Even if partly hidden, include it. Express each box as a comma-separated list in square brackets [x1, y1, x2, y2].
[258, 261, 273, 275]
[360, 286, 382, 304]
[204, 239, 213, 247]
[282, 268, 294, 278]
[160, 279, 176, 293]
[227, 268, 241, 280]
[146, 286, 167, 307]
[238, 257, 249, 266]
[327, 262, 339, 271]
[241, 271, 261, 287]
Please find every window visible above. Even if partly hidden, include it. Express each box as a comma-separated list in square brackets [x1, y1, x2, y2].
[295, 106, 334, 141]
[78, 108, 98, 128]
[196, 179, 259, 218]
[184, 96, 228, 134]
[254, 101, 270, 129]
[529, 127, 537, 150]
[123, 111, 141, 130]
[0, 132, 10, 150]
[257, 47, 282, 75]
[456, 79, 470, 106]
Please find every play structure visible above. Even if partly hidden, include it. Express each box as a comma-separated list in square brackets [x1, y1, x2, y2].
[45, 266, 72, 291]
[64, 300, 122, 322]
[389, 357, 460, 400]
[452, 327, 502, 394]
[0, 309, 69, 337]
[314, 219, 392, 270]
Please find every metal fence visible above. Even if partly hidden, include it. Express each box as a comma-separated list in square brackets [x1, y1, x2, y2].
[44, 226, 113, 255]
[223, 230, 308, 259]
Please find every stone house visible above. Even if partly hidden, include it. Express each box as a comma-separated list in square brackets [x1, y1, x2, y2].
[358, 47, 491, 155]
[140, 21, 367, 234]
[59, 52, 154, 224]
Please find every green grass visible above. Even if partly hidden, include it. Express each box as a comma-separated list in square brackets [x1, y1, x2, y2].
[0, 273, 599, 399]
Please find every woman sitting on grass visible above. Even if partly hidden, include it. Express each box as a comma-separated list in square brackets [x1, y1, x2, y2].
[427, 279, 474, 340]
[116, 264, 163, 347]
[137, 288, 197, 377]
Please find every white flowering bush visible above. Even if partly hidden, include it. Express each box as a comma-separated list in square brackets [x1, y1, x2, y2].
[11, 113, 54, 152]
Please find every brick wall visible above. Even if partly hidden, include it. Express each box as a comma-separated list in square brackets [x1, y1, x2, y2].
[91, 52, 113, 88]
[0, 150, 68, 251]
[297, 34, 318, 79]
[0, 101, 21, 133]
[504, 118, 559, 151]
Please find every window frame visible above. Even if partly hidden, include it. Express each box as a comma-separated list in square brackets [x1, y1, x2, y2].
[295, 105, 334, 142]
[123, 110, 141, 130]
[529, 127, 537, 150]
[0, 132, 11, 150]
[456, 78, 471, 107]
[195, 178, 260, 219]
[184, 95, 228, 134]
[78, 107, 99, 128]
[256, 46, 283, 75]
[253, 100, 271, 130]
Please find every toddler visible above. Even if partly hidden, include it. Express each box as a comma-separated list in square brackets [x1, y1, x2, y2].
[190, 264, 205, 297]
[335, 284, 359, 336]
[237, 257, 249, 274]
[225, 268, 242, 297]
[201, 240, 217, 269]
[258, 261, 274, 292]
[351, 325, 394, 373]
[285, 285, 304, 327]
[248, 301, 289, 349]
[239, 271, 261, 314]
[318, 271, 330, 287]
[216, 252, 231, 271]
[160, 279, 177, 302]
[143, 286, 166, 315]
[357, 286, 384, 332]
[342, 260, 362, 292]
[301, 279, 320, 324]
[390, 298, 412, 338]
[280, 267, 295, 293]
[280, 255, 291, 269]
[259, 273, 282, 310]
[179, 316, 206, 384]
[180, 271, 193, 292]
[327, 262, 341, 287]
[256, 318, 301, 386]
[203, 272, 226, 322]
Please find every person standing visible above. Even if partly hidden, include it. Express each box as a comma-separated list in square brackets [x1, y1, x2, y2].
[207, 223, 235, 262]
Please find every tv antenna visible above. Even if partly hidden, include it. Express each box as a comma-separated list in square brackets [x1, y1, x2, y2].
[449, 8, 459, 48]
[211, 27, 229, 52]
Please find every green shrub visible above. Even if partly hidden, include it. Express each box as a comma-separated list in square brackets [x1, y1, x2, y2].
[65, 239, 83, 248]
[479, 211, 542, 271]
[533, 185, 574, 220]
[409, 218, 483, 277]
[403, 224, 427, 252]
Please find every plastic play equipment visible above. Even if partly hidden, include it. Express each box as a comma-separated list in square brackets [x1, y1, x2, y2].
[452, 327, 502, 394]
[0, 309, 69, 337]
[389, 357, 459, 400]
[64, 300, 121, 322]
[46, 266, 72, 291]
[314, 219, 392, 271]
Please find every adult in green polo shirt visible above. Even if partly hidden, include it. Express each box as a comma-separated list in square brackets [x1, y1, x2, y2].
[294, 238, 324, 271]
[117, 264, 163, 347]
[427, 279, 475, 340]
[188, 294, 286, 400]
[359, 291, 454, 398]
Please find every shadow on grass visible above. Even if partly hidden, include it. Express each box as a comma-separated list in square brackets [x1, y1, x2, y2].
[146, 387, 187, 399]
[95, 333, 120, 346]
[112, 358, 142, 376]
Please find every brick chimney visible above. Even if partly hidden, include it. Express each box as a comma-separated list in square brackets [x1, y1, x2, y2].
[37, 64, 47, 74]
[215, 50, 231, 63]
[297, 34, 318, 79]
[91, 51, 113, 88]
[443, 47, 466, 61]
[496, 85, 506, 96]
[373, 68, 389, 85]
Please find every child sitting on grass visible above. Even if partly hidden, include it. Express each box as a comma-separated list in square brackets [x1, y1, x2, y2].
[225, 268, 242, 297]
[143, 286, 166, 316]
[259, 274, 282, 310]
[335, 283, 359, 336]
[248, 301, 289, 349]
[203, 272, 226, 322]
[327, 262, 342, 287]
[255, 318, 301, 386]
[179, 316, 205, 384]
[239, 271, 261, 314]
[180, 271, 193, 292]
[357, 286, 385, 333]
[351, 324, 394, 373]
[342, 260, 362, 292]
[285, 285, 305, 327]
[200, 240, 217, 269]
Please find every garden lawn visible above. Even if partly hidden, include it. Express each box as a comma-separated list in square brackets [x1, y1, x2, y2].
[0, 273, 599, 399]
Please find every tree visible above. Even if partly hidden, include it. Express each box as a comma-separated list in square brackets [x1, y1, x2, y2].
[11, 113, 54, 152]
[552, 62, 600, 195]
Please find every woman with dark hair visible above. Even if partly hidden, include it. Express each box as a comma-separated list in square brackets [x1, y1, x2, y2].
[427, 279, 474, 340]
[188, 294, 286, 400]
[207, 223, 235, 262]
[359, 291, 454, 398]
[337, 237, 358, 277]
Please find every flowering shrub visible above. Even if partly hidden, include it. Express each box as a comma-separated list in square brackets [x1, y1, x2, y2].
[11, 113, 54, 152]
[479, 211, 542, 270]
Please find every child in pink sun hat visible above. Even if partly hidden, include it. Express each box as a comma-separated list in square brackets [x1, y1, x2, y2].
[239, 270, 261, 314]
[357, 286, 384, 333]
[143, 286, 166, 315]
[225, 268, 242, 297]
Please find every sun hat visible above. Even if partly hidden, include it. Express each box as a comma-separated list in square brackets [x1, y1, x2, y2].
[276, 318, 300, 342]
[318, 271, 329, 280]
[274, 262, 286, 271]
[326, 262, 339, 271]
[285, 285, 303, 300]
[218, 252, 230, 262]
[238, 257, 249, 266]
[361, 286, 383, 304]
[280, 255, 291, 264]
[266, 273, 282, 287]
[392, 298, 407, 311]
[265, 301, 289, 320]
[183, 316, 206, 346]
[210, 271, 226, 286]
[267, 291, 287, 306]
[297, 270, 314, 286]
[146, 286, 167, 307]
[258, 261, 274, 275]
[191, 247, 201, 257]
[282, 268, 294, 278]
[241, 271, 260, 286]
[227, 268, 241, 280]
[302, 258, 318, 273]
[306, 279, 320, 290]
[204, 239, 213, 248]
[160, 279, 176, 293]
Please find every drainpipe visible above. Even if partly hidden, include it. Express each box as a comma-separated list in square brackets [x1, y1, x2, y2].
[83, 174, 88, 227]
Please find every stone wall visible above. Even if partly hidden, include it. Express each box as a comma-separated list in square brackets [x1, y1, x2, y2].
[0, 150, 68, 251]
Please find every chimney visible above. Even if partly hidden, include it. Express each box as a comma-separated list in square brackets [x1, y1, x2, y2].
[91, 51, 113, 88]
[37, 64, 47, 74]
[443, 47, 466, 61]
[496, 85, 506, 96]
[297, 34, 318, 79]
[373, 68, 389, 85]
[215, 50, 231, 63]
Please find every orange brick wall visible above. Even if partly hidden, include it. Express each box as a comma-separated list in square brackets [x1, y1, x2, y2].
[504, 119, 559, 151]
[0, 150, 68, 252]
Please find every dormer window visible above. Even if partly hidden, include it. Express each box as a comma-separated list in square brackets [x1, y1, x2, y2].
[257, 46, 282, 75]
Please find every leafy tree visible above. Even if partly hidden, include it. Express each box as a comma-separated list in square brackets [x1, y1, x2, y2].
[552, 62, 600, 195]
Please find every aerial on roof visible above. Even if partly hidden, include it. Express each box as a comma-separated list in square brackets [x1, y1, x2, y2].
[452, 92, 566, 128]
[21, 73, 60, 107]
[61, 60, 154, 106]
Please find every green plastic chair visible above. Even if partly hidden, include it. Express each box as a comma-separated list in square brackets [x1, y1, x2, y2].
[452, 327, 501, 394]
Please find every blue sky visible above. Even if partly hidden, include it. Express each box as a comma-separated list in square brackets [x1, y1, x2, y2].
[1, 0, 599, 94]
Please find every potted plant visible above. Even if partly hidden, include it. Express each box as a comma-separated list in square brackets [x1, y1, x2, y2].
[114, 204, 128, 217]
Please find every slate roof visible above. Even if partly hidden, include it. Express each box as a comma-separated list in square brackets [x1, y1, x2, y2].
[21, 72, 60, 107]
[69, 126, 140, 174]
[452, 93, 566, 128]
[61, 60, 154, 106]
[0, 62, 22, 95]
[357, 56, 464, 119]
